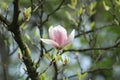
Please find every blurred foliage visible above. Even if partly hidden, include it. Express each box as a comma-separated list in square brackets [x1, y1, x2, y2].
[0, 0, 120, 80]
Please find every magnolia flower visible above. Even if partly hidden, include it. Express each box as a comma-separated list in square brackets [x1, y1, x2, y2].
[41, 25, 75, 49]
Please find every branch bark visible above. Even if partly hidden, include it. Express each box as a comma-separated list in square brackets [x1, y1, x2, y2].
[0, 0, 39, 80]
[0, 13, 10, 26]
[53, 61, 58, 80]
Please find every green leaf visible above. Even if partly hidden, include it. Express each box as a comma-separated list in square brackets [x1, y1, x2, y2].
[40, 73, 46, 80]
[33, 27, 39, 37]
[23, 7, 31, 21]
[77, 72, 87, 80]
[68, 0, 77, 9]
[1, 2, 7, 10]
[115, 0, 120, 6]
[65, 11, 72, 20]
[43, 53, 51, 60]
[56, 54, 63, 61]
[103, 1, 110, 11]
[91, 10, 96, 16]
[89, 2, 97, 16]
[65, 11, 78, 26]
[25, 33, 30, 41]
[62, 77, 68, 80]
[90, 21, 95, 30]
[90, 2, 97, 10]
[51, 53, 56, 59]
[114, 19, 119, 26]
[21, 23, 28, 29]
[4, 40, 8, 46]
[71, 0, 77, 7]
[78, 7, 83, 15]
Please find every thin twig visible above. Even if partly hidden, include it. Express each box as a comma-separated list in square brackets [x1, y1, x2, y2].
[63, 41, 120, 53]
[75, 22, 114, 38]
[68, 67, 112, 79]
[9, 46, 18, 56]
[42, 0, 65, 25]
[58, 67, 112, 80]
[53, 61, 58, 80]
[37, 0, 44, 67]
[76, 55, 83, 73]
[33, 0, 45, 13]
[0, 13, 10, 26]
[39, 58, 55, 75]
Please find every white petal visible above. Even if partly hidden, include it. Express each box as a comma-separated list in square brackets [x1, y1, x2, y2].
[49, 26, 54, 39]
[68, 29, 75, 42]
[49, 26, 54, 34]
[40, 39, 59, 48]
[63, 29, 75, 46]
[56, 25, 64, 28]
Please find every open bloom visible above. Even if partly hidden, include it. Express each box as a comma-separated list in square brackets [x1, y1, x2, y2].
[41, 25, 75, 49]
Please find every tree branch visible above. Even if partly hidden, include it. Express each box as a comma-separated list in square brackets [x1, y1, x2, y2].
[63, 41, 120, 53]
[1, 0, 39, 80]
[53, 61, 58, 80]
[66, 67, 112, 80]
[12, 0, 20, 24]
[0, 13, 10, 26]
[8, 0, 20, 31]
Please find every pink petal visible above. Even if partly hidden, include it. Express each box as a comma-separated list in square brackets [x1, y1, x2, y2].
[40, 39, 59, 48]
[50, 25, 67, 45]
[63, 29, 75, 46]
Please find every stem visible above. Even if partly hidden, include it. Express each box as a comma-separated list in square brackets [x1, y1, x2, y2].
[53, 61, 58, 80]
[2, 64, 8, 80]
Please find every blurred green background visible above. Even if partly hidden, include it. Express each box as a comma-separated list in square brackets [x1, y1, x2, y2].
[0, 0, 120, 80]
